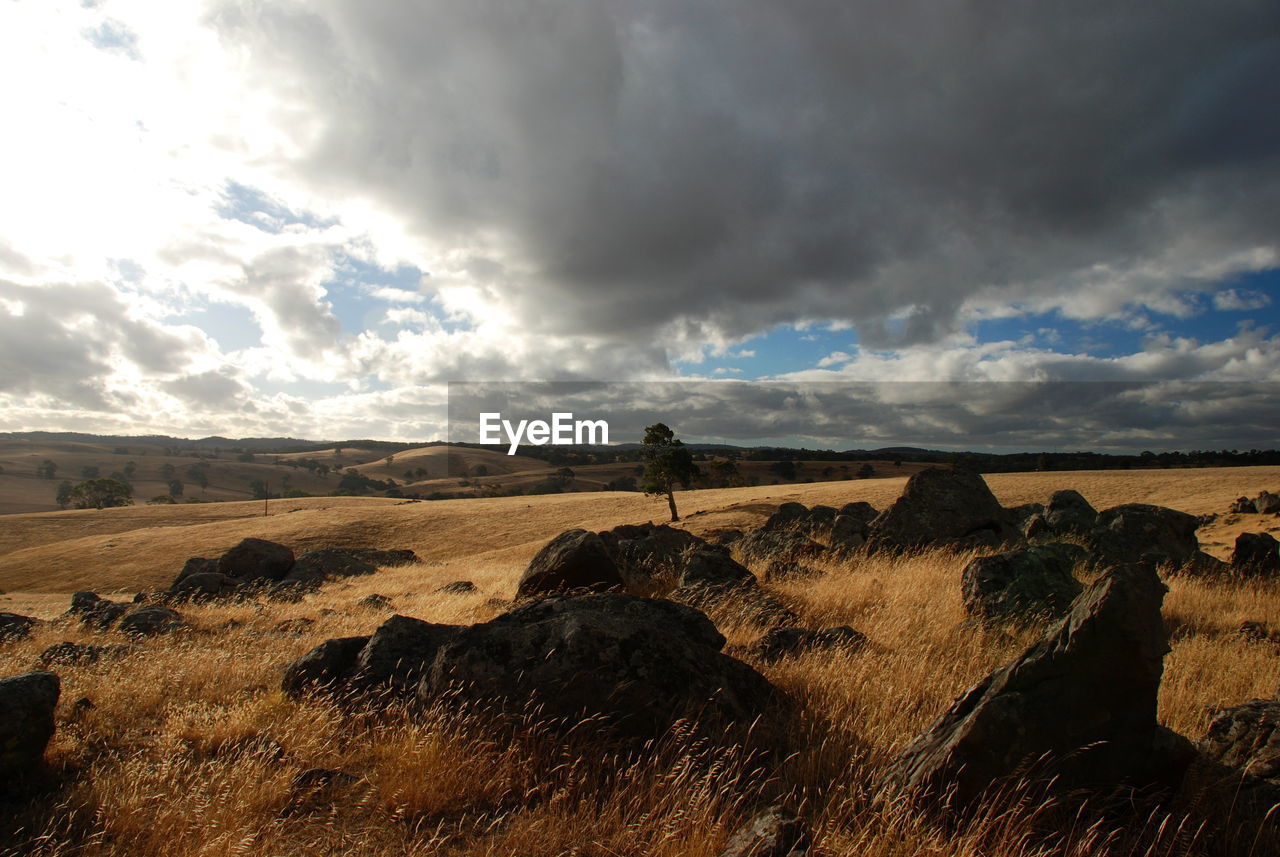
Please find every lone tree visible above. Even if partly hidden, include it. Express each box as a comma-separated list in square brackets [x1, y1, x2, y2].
[55, 480, 73, 509]
[69, 478, 133, 510]
[640, 423, 700, 522]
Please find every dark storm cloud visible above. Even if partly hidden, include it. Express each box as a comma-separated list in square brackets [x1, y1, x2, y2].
[211, 1, 1280, 349]
[447, 380, 1280, 452]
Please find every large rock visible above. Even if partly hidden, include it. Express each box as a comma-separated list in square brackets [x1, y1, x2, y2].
[282, 636, 370, 698]
[1043, 490, 1097, 535]
[746, 626, 866, 664]
[517, 529, 624, 598]
[736, 530, 825, 566]
[1255, 491, 1280, 515]
[217, 538, 296, 582]
[1200, 699, 1280, 784]
[118, 605, 185, 637]
[680, 548, 756, 588]
[419, 593, 777, 738]
[172, 557, 218, 587]
[960, 543, 1086, 624]
[866, 468, 1011, 554]
[353, 615, 462, 694]
[66, 592, 129, 630]
[673, 549, 798, 629]
[597, 523, 706, 583]
[882, 562, 1195, 809]
[1231, 532, 1280, 578]
[0, 671, 60, 781]
[761, 502, 812, 532]
[1088, 504, 1200, 568]
[0, 612, 38, 642]
[170, 571, 238, 601]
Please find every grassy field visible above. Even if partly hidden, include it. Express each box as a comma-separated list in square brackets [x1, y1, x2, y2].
[1, 466, 1278, 856]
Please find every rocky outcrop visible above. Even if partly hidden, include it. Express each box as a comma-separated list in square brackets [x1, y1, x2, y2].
[1231, 532, 1280, 577]
[0, 671, 60, 782]
[1088, 504, 1200, 568]
[960, 543, 1085, 624]
[0, 612, 38, 642]
[66, 592, 130, 630]
[1200, 699, 1280, 784]
[419, 593, 777, 739]
[353, 615, 462, 694]
[516, 529, 624, 598]
[170, 571, 238, 601]
[865, 468, 1012, 554]
[883, 561, 1195, 809]
[282, 636, 370, 698]
[1255, 491, 1280, 515]
[736, 530, 825, 566]
[218, 538, 296, 581]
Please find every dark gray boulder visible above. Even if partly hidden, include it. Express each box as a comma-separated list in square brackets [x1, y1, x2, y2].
[838, 501, 880, 526]
[517, 529, 624, 598]
[673, 549, 798, 629]
[284, 548, 378, 583]
[736, 530, 825, 566]
[1232, 532, 1280, 577]
[217, 538, 295, 581]
[718, 806, 811, 857]
[118, 605, 185, 636]
[39, 641, 138, 666]
[762, 502, 811, 531]
[866, 468, 1012, 554]
[282, 636, 370, 698]
[0, 671, 60, 781]
[435, 580, 477, 594]
[419, 593, 777, 738]
[960, 543, 1086, 624]
[66, 592, 129, 630]
[1044, 490, 1097, 535]
[172, 556, 218, 587]
[829, 514, 868, 553]
[0, 612, 38, 642]
[358, 593, 394, 611]
[170, 571, 238, 601]
[1201, 699, 1280, 784]
[1088, 504, 1200, 568]
[1255, 491, 1280, 515]
[1231, 496, 1255, 514]
[353, 615, 462, 694]
[680, 548, 756, 588]
[597, 522, 706, 583]
[882, 561, 1195, 809]
[1006, 503, 1045, 534]
[747, 626, 866, 663]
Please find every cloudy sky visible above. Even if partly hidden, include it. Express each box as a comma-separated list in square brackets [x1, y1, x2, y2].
[1, 1, 1277, 449]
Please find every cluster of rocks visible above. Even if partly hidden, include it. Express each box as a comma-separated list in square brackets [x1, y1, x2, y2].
[1230, 491, 1280, 515]
[65, 592, 185, 637]
[169, 538, 417, 603]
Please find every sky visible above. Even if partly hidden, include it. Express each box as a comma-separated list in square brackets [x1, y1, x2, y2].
[1, 1, 1278, 450]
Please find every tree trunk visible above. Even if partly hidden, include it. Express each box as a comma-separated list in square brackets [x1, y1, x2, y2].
[666, 488, 679, 522]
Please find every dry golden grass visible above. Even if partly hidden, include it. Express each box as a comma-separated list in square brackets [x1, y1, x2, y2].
[2, 466, 1279, 856]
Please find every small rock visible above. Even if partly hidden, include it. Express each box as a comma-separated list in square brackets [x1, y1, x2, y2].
[357, 594, 394, 611]
[38, 641, 138, 666]
[1043, 490, 1097, 535]
[718, 806, 811, 857]
[0, 612, 38, 642]
[747, 626, 866, 663]
[273, 618, 317, 635]
[1255, 491, 1280, 515]
[66, 592, 130, 631]
[118, 605, 185, 637]
[960, 543, 1085, 624]
[435, 580, 477, 594]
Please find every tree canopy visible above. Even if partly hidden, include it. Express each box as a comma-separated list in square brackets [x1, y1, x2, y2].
[640, 423, 700, 522]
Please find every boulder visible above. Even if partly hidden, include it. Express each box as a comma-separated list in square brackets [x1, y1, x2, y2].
[118, 605, 185, 636]
[747, 626, 866, 664]
[597, 523, 706, 583]
[0, 671, 60, 781]
[268, 579, 318, 603]
[420, 593, 777, 739]
[680, 548, 756, 589]
[66, 592, 130, 630]
[435, 580, 477, 594]
[1006, 503, 1045, 534]
[865, 468, 1012, 554]
[1231, 532, 1280, 577]
[1255, 491, 1280, 515]
[0, 612, 38, 642]
[762, 559, 825, 583]
[838, 501, 880, 526]
[761, 502, 811, 531]
[828, 515, 867, 553]
[282, 636, 370, 698]
[273, 617, 316, 635]
[718, 806, 811, 857]
[39, 641, 138, 666]
[517, 529, 624, 598]
[1200, 699, 1280, 785]
[172, 557, 218, 587]
[960, 543, 1086, 624]
[353, 615, 462, 694]
[1231, 496, 1255, 514]
[736, 530, 825, 566]
[217, 538, 295, 581]
[170, 571, 238, 601]
[358, 594, 394, 611]
[882, 561, 1195, 809]
[1088, 504, 1200, 568]
[1043, 490, 1097, 535]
